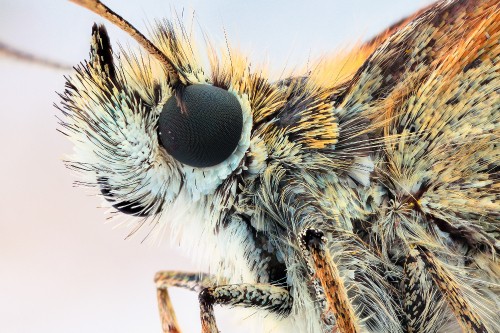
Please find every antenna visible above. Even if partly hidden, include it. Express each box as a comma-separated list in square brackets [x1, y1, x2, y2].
[70, 0, 187, 87]
[0, 42, 72, 70]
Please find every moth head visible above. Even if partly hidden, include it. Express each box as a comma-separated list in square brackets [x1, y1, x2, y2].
[62, 0, 353, 234]
[59, 0, 257, 229]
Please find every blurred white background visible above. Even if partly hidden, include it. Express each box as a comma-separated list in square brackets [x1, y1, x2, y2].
[0, 1, 434, 332]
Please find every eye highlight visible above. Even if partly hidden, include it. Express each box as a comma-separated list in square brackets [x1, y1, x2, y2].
[158, 84, 243, 168]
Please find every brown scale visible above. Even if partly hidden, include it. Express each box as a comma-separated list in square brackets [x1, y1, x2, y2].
[58, 0, 499, 332]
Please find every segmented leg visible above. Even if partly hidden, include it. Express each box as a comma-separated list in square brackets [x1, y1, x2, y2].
[403, 248, 441, 333]
[300, 228, 360, 333]
[412, 246, 488, 333]
[199, 283, 292, 333]
[154, 271, 219, 333]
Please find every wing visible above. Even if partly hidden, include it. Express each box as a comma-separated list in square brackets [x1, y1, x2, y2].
[327, 0, 499, 331]
[348, 0, 500, 250]
[309, 2, 433, 93]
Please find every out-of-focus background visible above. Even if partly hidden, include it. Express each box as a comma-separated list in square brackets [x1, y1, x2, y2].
[0, 1, 435, 332]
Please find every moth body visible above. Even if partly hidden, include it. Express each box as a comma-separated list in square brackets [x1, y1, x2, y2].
[60, 0, 499, 332]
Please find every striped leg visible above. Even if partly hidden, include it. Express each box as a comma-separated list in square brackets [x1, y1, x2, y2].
[199, 284, 292, 333]
[154, 271, 219, 333]
[300, 228, 360, 333]
[403, 248, 441, 333]
[410, 247, 488, 333]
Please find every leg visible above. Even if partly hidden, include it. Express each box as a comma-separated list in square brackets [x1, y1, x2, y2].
[300, 228, 360, 333]
[199, 283, 292, 333]
[403, 248, 442, 333]
[412, 246, 488, 333]
[156, 287, 181, 333]
[154, 271, 220, 333]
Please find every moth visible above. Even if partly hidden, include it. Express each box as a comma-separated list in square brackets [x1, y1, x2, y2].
[57, 0, 499, 332]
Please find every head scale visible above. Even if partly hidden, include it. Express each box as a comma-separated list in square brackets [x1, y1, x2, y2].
[71, 0, 244, 170]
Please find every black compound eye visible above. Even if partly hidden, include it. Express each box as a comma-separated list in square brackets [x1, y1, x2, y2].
[158, 84, 243, 168]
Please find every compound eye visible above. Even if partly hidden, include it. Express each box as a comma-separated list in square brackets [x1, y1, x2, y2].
[158, 84, 243, 168]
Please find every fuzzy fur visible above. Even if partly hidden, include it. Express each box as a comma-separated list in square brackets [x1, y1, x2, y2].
[59, 0, 499, 332]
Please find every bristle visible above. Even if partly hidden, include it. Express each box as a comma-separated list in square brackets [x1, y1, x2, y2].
[59, 0, 499, 332]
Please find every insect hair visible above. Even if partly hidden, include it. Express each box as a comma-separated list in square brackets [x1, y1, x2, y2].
[58, 0, 500, 332]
